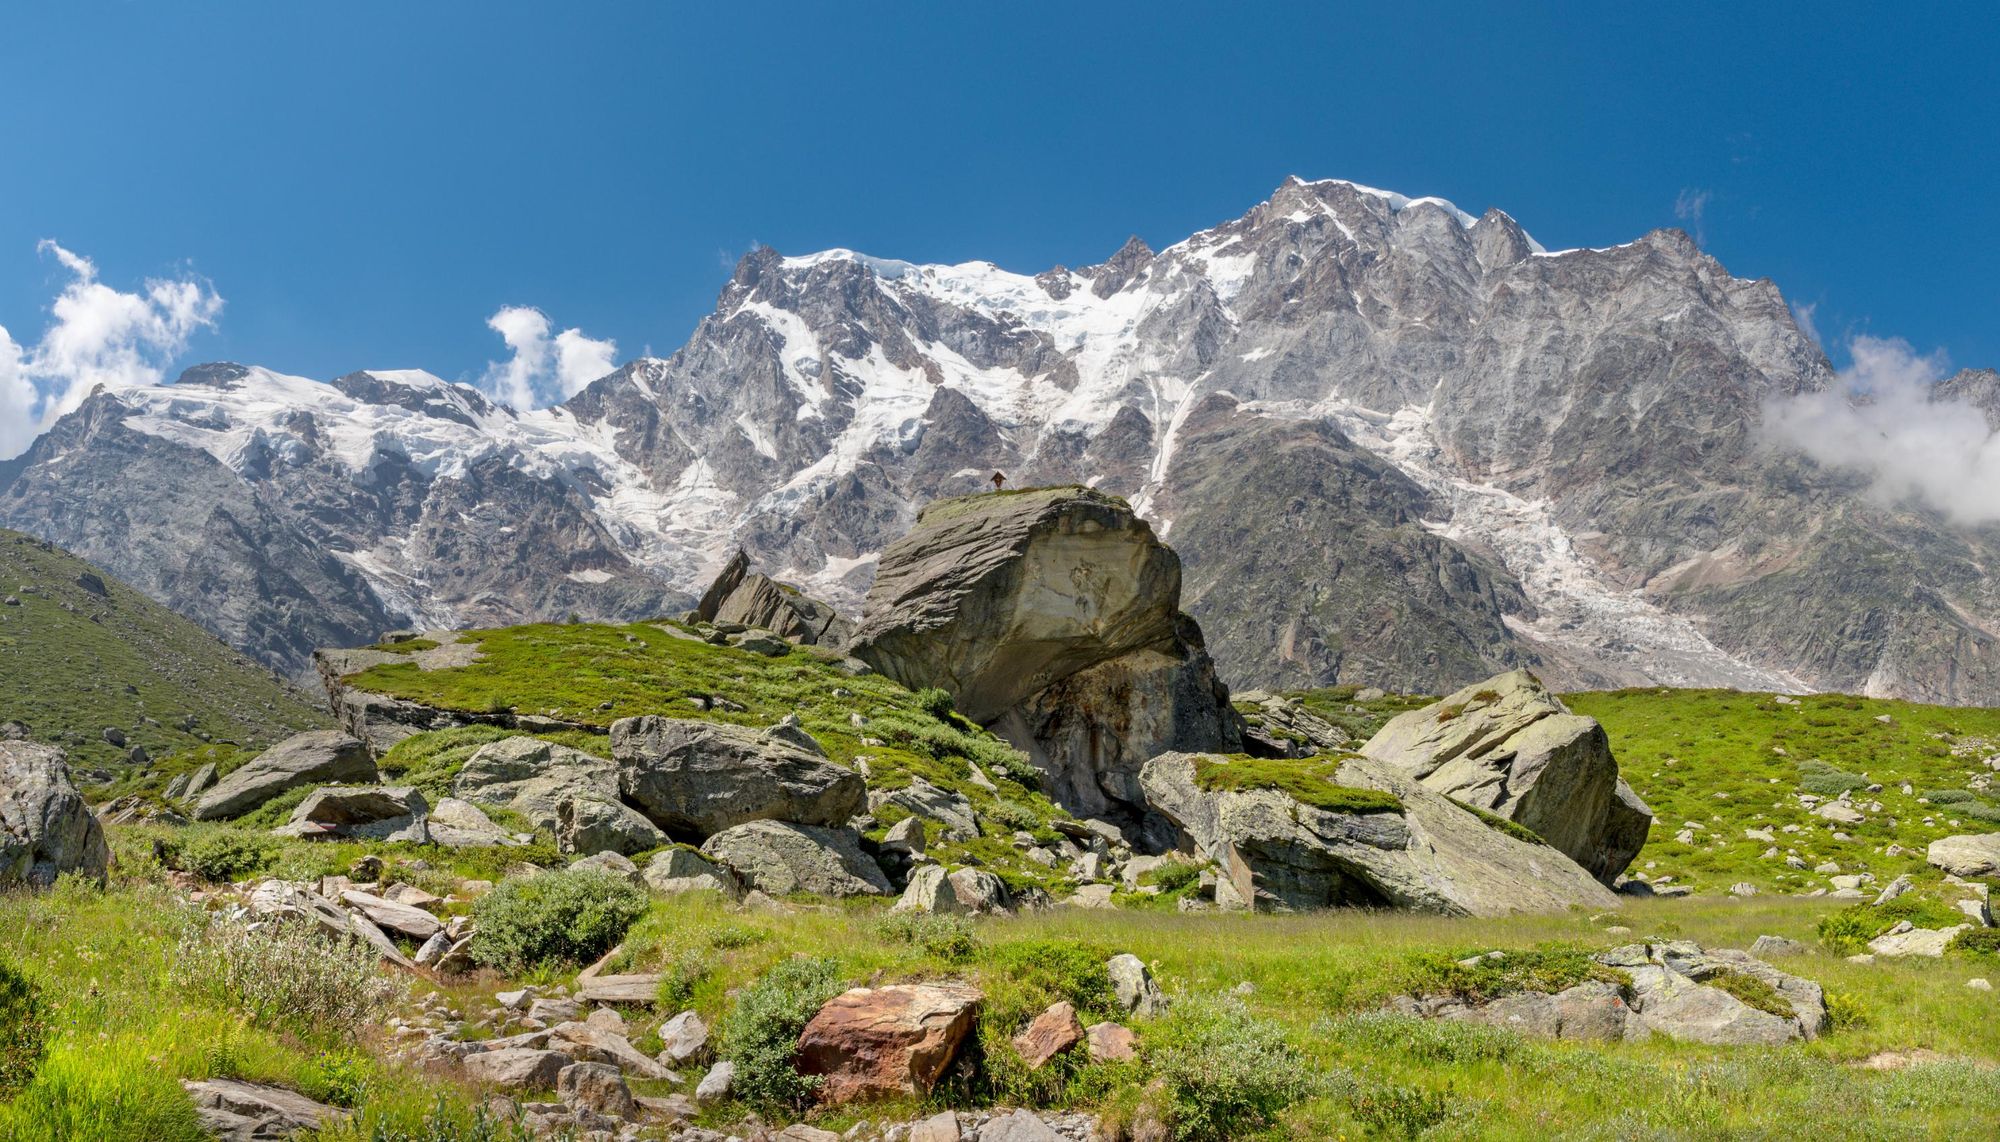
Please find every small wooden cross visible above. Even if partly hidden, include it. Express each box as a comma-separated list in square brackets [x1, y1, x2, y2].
[990, 471, 1007, 491]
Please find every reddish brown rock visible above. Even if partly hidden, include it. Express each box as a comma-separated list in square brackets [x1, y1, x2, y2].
[1086, 1021, 1138, 1063]
[1012, 1001, 1085, 1069]
[794, 983, 982, 1103]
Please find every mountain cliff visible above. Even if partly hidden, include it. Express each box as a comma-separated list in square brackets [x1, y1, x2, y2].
[5, 177, 1997, 700]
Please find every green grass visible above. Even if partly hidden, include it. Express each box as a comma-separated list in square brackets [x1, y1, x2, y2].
[1190, 755, 1403, 814]
[1704, 969, 1795, 1018]
[339, 620, 1078, 891]
[1449, 798, 1549, 846]
[1389, 945, 1626, 1004]
[0, 530, 330, 772]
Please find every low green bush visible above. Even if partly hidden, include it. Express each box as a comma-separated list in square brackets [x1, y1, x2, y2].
[1921, 789, 1978, 805]
[1144, 995, 1324, 1141]
[168, 829, 278, 883]
[172, 912, 394, 1040]
[1190, 756, 1402, 815]
[1797, 760, 1870, 798]
[1392, 945, 1624, 1002]
[874, 911, 980, 964]
[0, 959, 47, 1101]
[1948, 927, 2000, 959]
[1705, 969, 1793, 1018]
[469, 868, 648, 973]
[720, 956, 847, 1113]
[1141, 858, 1202, 894]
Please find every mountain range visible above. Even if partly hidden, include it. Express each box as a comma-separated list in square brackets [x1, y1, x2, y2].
[5, 176, 1997, 702]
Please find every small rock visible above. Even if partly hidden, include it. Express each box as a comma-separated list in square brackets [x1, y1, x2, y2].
[695, 1060, 734, 1105]
[557, 1061, 636, 1120]
[1969, 978, 1994, 992]
[659, 1009, 710, 1063]
[1012, 1001, 1085, 1070]
[1085, 1021, 1137, 1063]
[1107, 954, 1167, 1018]
[910, 1111, 962, 1142]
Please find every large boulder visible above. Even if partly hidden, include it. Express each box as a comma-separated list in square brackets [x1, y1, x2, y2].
[1599, 941, 1828, 1045]
[700, 820, 891, 897]
[1139, 751, 1619, 916]
[192, 731, 377, 821]
[272, 786, 429, 843]
[611, 717, 865, 838]
[452, 736, 665, 855]
[849, 487, 1241, 820]
[698, 549, 854, 647]
[0, 741, 109, 886]
[1929, 833, 2000, 879]
[1362, 670, 1651, 884]
[182, 1078, 347, 1140]
[795, 983, 983, 1104]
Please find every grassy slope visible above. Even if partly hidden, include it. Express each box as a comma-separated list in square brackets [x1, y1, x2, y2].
[341, 621, 1077, 892]
[0, 530, 329, 771]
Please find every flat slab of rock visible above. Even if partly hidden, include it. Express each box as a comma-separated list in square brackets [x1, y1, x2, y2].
[452, 736, 666, 856]
[795, 983, 982, 1103]
[1013, 1001, 1085, 1069]
[548, 1020, 678, 1080]
[462, 1047, 572, 1090]
[183, 1078, 346, 1140]
[576, 973, 664, 1005]
[274, 786, 429, 844]
[1867, 922, 1971, 958]
[339, 888, 443, 940]
[428, 796, 518, 847]
[193, 731, 375, 821]
[1601, 941, 1828, 1045]
[1929, 833, 2000, 879]
[701, 820, 891, 897]
[611, 716, 865, 836]
[0, 740, 109, 886]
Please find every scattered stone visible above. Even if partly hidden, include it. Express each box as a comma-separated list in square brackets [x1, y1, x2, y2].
[182, 1078, 347, 1140]
[1867, 921, 1971, 958]
[641, 847, 742, 897]
[869, 778, 980, 842]
[795, 983, 983, 1103]
[978, 1110, 1064, 1142]
[339, 888, 444, 940]
[275, 786, 429, 844]
[0, 741, 109, 886]
[547, 1020, 677, 1080]
[1107, 954, 1168, 1018]
[428, 797, 519, 847]
[1970, 978, 1994, 991]
[462, 1047, 572, 1090]
[1929, 834, 2000, 879]
[1750, 935, 1808, 958]
[701, 820, 892, 897]
[557, 1061, 636, 1120]
[911, 1111, 963, 1142]
[694, 1060, 734, 1105]
[658, 1010, 709, 1063]
[892, 864, 964, 914]
[453, 736, 666, 856]
[570, 850, 644, 885]
[1085, 1021, 1138, 1063]
[947, 868, 1013, 914]
[1013, 1001, 1085, 1069]
[612, 716, 867, 835]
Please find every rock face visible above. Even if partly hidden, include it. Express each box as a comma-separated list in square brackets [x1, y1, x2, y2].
[182, 1077, 346, 1140]
[0, 741, 110, 886]
[700, 820, 892, 897]
[1362, 670, 1652, 884]
[11, 182, 2000, 705]
[697, 549, 853, 646]
[1929, 834, 2000, 879]
[192, 730, 376, 821]
[795, 983, 983, 1104]
[850, 487, 1241, 820]
[272, 785, 429, 843]
[452, 736, 665, 855]
[611, 716, 866, 839]
[1139, 751, 1620, 916]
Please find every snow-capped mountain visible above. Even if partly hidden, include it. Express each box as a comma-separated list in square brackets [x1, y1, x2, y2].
[7, 176, 1998, 702]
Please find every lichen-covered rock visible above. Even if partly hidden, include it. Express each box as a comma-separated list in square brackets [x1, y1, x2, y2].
[1362, 670, 1651, 884]
[0, 740, 109, 886]
[795, 983, 983, 1103]
[642, 847, 742, 897]
[1106, 954, 1168, 1018]
[182, 1077, 347, 1140]
[849, 487, 1241, 819]
[869, 778, 978, 842]
[700, 820, 891, 897]
[1013, 1001, 1085, 1069]
[611, 716, 865, 838]
[557, 1061, 636, 1120]
[427, 797, 517, 847]
[192, 730, 376, 821]
[1139, 751, 1620, 916]
[1599, 941, 1828, 1045]
[891, 864, 963, 914]
[947, 867, 1013, 914]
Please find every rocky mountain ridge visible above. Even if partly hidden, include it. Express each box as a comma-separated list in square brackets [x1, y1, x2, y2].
[5, 177, 1998, 701]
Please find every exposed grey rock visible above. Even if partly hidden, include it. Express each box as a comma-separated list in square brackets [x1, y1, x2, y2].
[569, 850, 643, 885]
[426, 797, 517, 847]
[694, 1060, 733, 1105]
[1598, 941, 1828, 1045]
[851, 486, 1241, 820]
[1396, 979, 1632, 1041]
[641, 846, 742, 897]
[1362, 670, 1651, 884]
[1867, 921, 1971, 958]
[700, 820, 892, 897]
[0, 740, 109, 886]
[338, 887, 444, 941]
[979, 1110, 1064, 1142]
[1929, 833, 2000, 879]
[556, 1061, 636, 1120]
[452, 735, 666, 855]
[182, 1077, 346, 1140]
[870, 778, 979, 842]
[461, 1047, 572, 1090]
[1107, 953, 1168, 1018]
[658, 1010, 710, 1064]
[698, 550, 853, 646]
[891, 864, 963, 914]
[947, 867, 1013, 914]
[1139, 750, 1620, 916]
[1749, 935, 1809, 959]
[611, 716, 866, 838]
[546, 1020, 678, 1081]
[272, 786, 429, 843]
[192, 730, 375, 821]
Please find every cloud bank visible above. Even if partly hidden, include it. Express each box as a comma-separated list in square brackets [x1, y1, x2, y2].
[0, 242, 223, 459]
[479, 306, 618, 409]
[1764, 334, 2000, 523]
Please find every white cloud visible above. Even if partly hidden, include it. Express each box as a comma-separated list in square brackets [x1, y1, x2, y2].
[1789, 301, 1821, 349]
[478, 305, 618, 409]
[0, 241, 222, 460]
[1763, 334, 2000, 522]
[1674, 187, 1712, 245]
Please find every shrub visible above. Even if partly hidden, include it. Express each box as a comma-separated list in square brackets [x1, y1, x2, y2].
[1145, 995, 1323, 1141]
[915, 687, 957, 722]
[874, 911, 980, 964]
[1142, 858, 1202, 894]
[721, 956, 847, 1113]
[172, 912, 395, 1040]
[1959, 801, 2000, 824]
[1921, 789, 1978, 805]
[1797, 760, 1869, 798]
[469, 868, 648, 973]
[1347, 1083, 1459, 1137]
[168, 829, 277, 883]
[0, 959, 47, 1100]
[1393, 945, 1622, 1002]
[1948, 927, 2000, 959]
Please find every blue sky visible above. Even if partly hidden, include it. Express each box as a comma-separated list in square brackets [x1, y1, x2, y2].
[1, 2, 1995, 429]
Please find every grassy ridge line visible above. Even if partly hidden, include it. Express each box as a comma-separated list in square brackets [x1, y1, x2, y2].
[0, 530, 330, 771]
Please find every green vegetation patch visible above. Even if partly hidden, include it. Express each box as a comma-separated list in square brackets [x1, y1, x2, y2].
[1392, 944, 1627, 1003]
[1447, 798, 1547, 845]
[469, 867, 649, 973]
[1192, 754, 1403, 815]
[1704, 969, 1794, 1018]
[359, 637, 441, 653]
[376, 723, 610, 800]
[1817, 893, 1975, 954]
[720, 956, 848, 1113]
